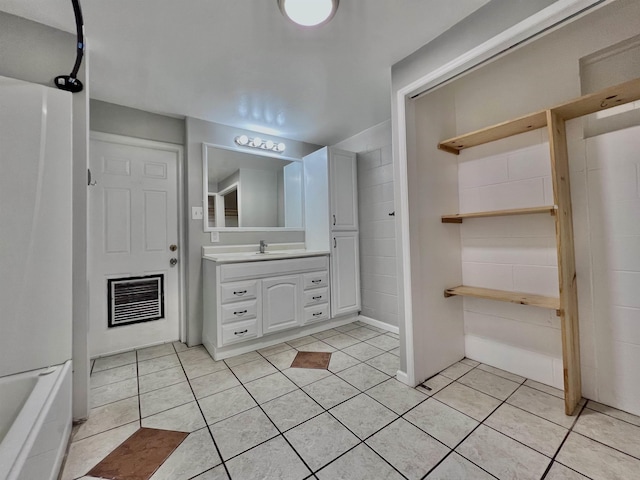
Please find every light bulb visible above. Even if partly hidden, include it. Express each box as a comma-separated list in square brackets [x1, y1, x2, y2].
[251, 137, 263, 148]
[276, 143, 286, 152]
[265, 140, 275, 150]
[279, 0, 338, 27]
[235, 135, 249, 146]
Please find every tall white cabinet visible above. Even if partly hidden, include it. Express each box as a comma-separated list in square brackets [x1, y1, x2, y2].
[304, 147, 361, 318]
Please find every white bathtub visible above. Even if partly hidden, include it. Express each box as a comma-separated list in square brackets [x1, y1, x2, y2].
[0, 361, 72, 480]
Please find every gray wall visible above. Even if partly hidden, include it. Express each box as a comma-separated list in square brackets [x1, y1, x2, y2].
[90, 99, 185, 145]
[185, 116, 320, 345]
[0, 12, 90, 421]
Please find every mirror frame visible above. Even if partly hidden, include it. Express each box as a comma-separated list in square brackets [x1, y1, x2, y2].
[202, 142, 306, 232]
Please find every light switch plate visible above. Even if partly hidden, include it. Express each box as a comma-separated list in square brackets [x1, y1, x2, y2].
[192, 206, 203, 220]
[210, 231, 220, 243]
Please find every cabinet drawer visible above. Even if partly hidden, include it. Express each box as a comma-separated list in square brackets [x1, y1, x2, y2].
[303, 271, 328, 290]
[220, 256, 329, 282]
[221, 318, 259, 345]
[221, 300, 258, 325]
[304, 304, 329, 324]
[304, 287, 329, 307]
[220, 281, 257, 304]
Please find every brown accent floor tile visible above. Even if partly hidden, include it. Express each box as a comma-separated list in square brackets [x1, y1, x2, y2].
[88, 427, 188, 480]
[291, 351, 331, 370]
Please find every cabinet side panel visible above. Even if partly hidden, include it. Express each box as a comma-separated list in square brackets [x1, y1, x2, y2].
[303, 148, 330, 251]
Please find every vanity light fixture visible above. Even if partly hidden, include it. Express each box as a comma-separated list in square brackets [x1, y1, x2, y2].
[277, 0, 339, 27]
[235, 135, 286, 154]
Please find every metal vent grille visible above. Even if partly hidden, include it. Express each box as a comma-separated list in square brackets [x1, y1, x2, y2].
[107, 274, 164, 328]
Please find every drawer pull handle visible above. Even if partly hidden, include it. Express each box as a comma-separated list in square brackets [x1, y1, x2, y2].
[233, 290, 247, 296]
[312, 295, 322, 300]
[313, 312, 323, 317]
[234, 329, 248, 335]
[234, 310, 248, 316]
[311, 279, 322, 284]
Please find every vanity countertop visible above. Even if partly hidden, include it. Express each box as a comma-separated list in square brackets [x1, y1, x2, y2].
[202, 249, 330, 264]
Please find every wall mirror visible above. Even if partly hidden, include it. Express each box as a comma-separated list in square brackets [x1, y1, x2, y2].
[203, 143, 304, 231]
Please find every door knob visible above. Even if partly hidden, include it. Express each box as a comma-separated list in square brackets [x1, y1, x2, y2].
[169, 244, 178, 251]
[170, 258, 178, 266]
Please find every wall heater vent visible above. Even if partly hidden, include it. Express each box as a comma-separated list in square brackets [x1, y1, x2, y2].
[108, 274, 164, 327]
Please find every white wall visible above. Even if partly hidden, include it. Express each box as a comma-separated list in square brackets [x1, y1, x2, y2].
[410, 0, 640, 415]
[333, 121, 400, 328]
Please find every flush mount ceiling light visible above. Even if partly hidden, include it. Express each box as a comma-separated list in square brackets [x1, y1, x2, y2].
[278, 0, 339, 27]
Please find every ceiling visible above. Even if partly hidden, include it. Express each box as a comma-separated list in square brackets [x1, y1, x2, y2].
[0, 0, 490, 145]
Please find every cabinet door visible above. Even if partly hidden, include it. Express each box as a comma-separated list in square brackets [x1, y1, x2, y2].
[262, 275, 302, 334]
[329, 149, 358, 230]
[330, 232, 361, 317]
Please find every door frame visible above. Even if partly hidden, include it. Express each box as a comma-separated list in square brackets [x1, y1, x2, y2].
[89, 131, 187, 342]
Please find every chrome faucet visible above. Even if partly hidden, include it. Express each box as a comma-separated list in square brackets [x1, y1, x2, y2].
[259, 240, 268, 254]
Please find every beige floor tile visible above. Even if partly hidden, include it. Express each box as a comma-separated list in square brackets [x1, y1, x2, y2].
[90, 363, 137, 389]
[460, 358, 480, 367]
[507, 385, 576, 428]
[587, 401, 640, 427]
[74, 396, 140, 441]
[425, 452, 495, 479]
[574, 408, 640, 459]
[345, 327, 381, 341]
[556, 432, 640, 480]
[434, 383, 501, 422]
[225, 436, 310, 480]
[523, 379, 564, 398]
[210, 407, 279, 460]
[416, 374, 453, 396]
[189, 369, 240, 399]
[439, 362, 474, 380]
[286, 335, 317, 348]
[223, 350, 262, 368]
[364, 334, 400, 351]
[456, 425, 550, 480]
[322, 333, 361, 349]
[327, 351, 361, 373]
[388, 347, 400, 357]
[366, 378, 427, 414]
[137, 343, 175, 362]
[341, 342, 385, 361]
[330, 394, 397, 439]
[477, 363, 525, 383]
[137, 354, 180, 376]
[316, 443, 404, 480]
[182, 357, 228, 379]
[257, 342, 293, 357]
[404, 398, 478, 448]
[178, 346, 213, 365]
[61, 422, 139, 480]
[140, 381, 195, 418]
[138, 366, 187, 394]
[365, 352, 400, 376]
[282, 366, 333, 387]
[244, 371, 298, 404]
[265, 349, 298, 370]
[312, 328, 341, 340]
[230, 358, 278, 383]
[149, 428, 221, 480]
[262, 389, 324, 432]
[141, 401, 206, 433]
[457, 368, 520, 400]
[485, 403, 567, 457]
[192, 465, 229, 479]
[335, 323, 359, 333]
[90, 377, 138, 408]
[285, 412, 359, 471]
[545, 462, 590, 479]
[296, 340, 336, 353]
[366, 418, 449, 479]
[198, 385, 256, 425]
[337, 363, 389, 391]
[92, 351, 137, 372]
[172, 341, 190, 353]
[303, 375, 359, 409]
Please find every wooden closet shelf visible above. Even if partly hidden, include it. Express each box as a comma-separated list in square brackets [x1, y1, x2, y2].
[444, 285, 560, 312]
[441, 206, 556, 223]
[438, 77, 640, 155]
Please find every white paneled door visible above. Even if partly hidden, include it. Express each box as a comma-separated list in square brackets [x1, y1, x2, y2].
[89, 135, 182, 356]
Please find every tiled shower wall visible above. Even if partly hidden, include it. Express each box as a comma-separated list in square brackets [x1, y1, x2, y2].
[334, 121, 399, 329]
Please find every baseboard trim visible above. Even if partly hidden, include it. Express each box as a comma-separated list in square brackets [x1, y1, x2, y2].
[358, 315, 399, 334]
[395, 369, 411, 386]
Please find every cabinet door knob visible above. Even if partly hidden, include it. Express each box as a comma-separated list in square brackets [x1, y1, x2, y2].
[234, 329, 248, 335]
[234, 310, 248, 316]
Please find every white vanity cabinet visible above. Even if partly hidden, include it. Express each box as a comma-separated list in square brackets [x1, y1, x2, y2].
[329, 149, 359, 231]
[202, 254, 330, 358]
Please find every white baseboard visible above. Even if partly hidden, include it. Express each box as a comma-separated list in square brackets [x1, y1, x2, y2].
[465, 335, 564, 390]
[358, 315, 400, 334]
[395, 369, 411, 386]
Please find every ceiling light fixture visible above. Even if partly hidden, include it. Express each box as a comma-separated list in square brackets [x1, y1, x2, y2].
[277, 0, 339, 27]
[235, 135, 286, 154]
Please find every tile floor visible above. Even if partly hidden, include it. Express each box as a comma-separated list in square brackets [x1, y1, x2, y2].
[62, 321, 640, 480]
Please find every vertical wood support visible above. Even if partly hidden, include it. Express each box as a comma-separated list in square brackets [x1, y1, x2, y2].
[547, 109, 581, 415]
